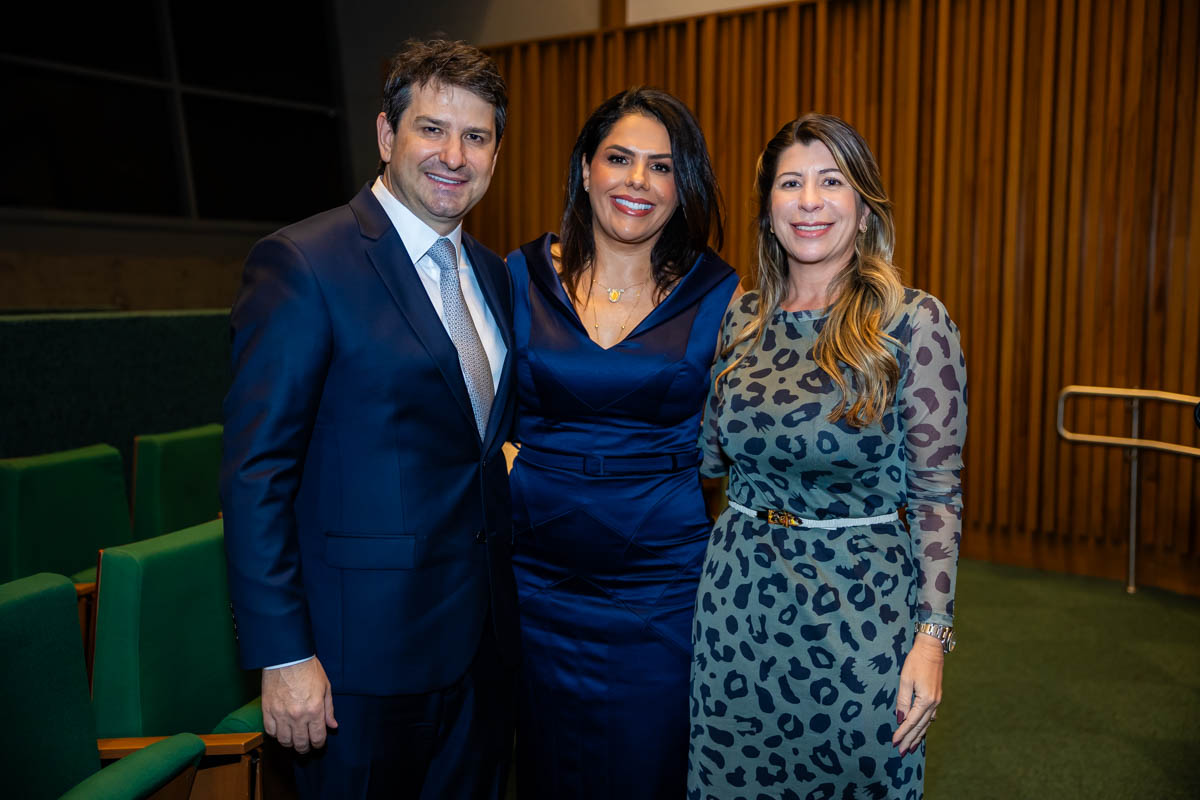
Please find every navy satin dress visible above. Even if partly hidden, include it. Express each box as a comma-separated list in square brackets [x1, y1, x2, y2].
[506, 234, 739, 799]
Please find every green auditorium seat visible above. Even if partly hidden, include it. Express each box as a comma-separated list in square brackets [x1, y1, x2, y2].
[0, 572, 205, 799]
[0, 444, 131, 583]
[131, 423, 223, 541]
[91, 519, 261, 738]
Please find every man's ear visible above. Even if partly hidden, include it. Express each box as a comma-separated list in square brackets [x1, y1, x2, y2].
[376, 112, 395, 163]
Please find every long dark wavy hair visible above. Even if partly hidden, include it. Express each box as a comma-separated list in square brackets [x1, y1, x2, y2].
[559, 87, 724, 303]
[718, 113, 903, 428]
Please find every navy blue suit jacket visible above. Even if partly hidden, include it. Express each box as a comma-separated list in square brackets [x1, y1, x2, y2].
[220, 184, 518, 696]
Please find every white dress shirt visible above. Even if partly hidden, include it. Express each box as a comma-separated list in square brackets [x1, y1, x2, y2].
[370, 176, 506, 392]
[265, 180, 507, 671]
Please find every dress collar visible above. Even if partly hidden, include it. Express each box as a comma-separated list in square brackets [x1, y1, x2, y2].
[521, 233, 735, 339]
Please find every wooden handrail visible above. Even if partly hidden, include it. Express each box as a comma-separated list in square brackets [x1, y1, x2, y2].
[98, 732, 263, 759]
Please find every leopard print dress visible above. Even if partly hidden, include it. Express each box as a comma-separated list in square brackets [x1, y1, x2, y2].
[688, 289, 965, 800]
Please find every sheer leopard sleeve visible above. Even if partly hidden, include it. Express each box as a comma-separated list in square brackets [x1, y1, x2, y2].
[898, 293, 967, 627]
[700, 293, 753, 474]
[699, 300, 747, 479]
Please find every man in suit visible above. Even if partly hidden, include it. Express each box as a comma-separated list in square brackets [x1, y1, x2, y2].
[220, 39, 518, 798]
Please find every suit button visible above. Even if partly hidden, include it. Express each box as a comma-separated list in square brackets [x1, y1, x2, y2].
[475, 530, 486, 543]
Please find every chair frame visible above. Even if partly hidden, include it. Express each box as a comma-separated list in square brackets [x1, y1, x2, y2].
[89, 546, 268, 800]
[99, 733, 264, 800]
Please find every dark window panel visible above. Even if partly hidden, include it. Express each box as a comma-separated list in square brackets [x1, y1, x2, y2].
[0, 4, 164, 77]
[0, 64, 184, 215]
[184, 95, 344, 222]
[170, 1, 338, 105]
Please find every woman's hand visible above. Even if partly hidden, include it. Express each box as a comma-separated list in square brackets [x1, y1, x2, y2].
[891, 633, 944, 756]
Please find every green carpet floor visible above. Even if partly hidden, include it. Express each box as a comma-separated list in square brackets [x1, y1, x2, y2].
[504, 559, 1200, 798]
[926, 559, 1200, 799]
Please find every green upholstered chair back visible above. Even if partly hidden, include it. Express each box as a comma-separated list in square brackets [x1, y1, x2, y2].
[0, 573, 102, 799]
[91, 519, 257, 738]
[131, 423, 222, 541]
[0, 444, 131, 583]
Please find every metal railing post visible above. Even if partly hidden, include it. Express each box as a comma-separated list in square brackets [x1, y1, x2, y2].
[1127, 398, 1139, 594]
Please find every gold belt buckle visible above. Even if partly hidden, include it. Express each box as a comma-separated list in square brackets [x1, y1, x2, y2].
[766, 508, 801, 527]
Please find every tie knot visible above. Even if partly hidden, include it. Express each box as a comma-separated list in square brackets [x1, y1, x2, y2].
[428, 238, 458, 273]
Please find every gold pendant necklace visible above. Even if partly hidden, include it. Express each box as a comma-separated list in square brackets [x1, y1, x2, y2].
[592, 278, 647, 303]
[592, 285, 645, 337]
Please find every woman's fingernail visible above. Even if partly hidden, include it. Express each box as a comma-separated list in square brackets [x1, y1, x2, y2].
[896, 710, 905, 725]
[899, 747, 908, 756]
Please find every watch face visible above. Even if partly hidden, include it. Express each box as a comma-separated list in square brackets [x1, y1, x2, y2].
[946, 630, 957, 653]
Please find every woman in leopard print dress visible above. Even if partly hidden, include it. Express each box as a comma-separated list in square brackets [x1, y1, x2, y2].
[688, 114, 965, 800]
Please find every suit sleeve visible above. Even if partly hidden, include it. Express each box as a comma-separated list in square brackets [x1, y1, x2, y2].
[220, 233, 332, 669]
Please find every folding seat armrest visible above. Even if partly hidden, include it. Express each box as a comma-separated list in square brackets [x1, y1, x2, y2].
[63, 732, 206, 800]
[98, 731, 263, 759]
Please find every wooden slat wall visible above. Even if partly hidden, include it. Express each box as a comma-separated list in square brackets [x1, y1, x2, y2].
[468, 0, 1200, 595]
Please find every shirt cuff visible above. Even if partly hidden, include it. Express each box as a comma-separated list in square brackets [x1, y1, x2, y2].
[264, 655, 315, 670]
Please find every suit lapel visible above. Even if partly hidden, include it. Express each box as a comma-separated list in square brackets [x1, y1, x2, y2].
[352, 188, 477, 434]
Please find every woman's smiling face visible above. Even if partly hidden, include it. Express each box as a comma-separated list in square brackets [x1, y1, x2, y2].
[583, 113, 679, 251]
[770, 140, 868, 274]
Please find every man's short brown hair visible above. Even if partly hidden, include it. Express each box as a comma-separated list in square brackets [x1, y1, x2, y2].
[381, 39, 508, 143]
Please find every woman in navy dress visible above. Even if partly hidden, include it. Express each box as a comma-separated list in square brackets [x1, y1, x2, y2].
[506, 87, 740, 799]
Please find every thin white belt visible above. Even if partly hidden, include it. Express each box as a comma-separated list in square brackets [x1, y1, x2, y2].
[727, 498, 900, 530]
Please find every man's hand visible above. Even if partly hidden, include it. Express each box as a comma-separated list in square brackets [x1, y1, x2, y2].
[261, 657, 338, 753]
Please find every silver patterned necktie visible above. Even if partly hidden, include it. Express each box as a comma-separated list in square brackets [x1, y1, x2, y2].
[428, 237, 493, 440]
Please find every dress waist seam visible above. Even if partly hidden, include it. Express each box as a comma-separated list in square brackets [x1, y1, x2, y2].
[517, 444, 702, 476]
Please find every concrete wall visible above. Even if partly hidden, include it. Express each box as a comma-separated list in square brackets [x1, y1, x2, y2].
[627, 0, 766, 25]
[3, 0, 769, 312]
[0, 217, 262, 311]
[333, 0, 600, 186]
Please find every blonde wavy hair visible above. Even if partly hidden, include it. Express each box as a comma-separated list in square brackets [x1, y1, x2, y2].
[718, 113, 903, 428]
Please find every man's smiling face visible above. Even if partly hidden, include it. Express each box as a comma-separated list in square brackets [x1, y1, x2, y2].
[376, 81, 500, 235]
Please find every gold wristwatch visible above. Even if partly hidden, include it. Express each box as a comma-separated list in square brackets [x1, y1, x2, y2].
[915, 622, 956, 654]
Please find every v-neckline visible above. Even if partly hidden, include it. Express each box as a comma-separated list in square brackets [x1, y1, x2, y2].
[576, 282, 658, 351]
[539, 235, 665, 352]
[520, 233, 735, 353]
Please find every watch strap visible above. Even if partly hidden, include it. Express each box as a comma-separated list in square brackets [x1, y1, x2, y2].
[916, 622, 956, 653]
